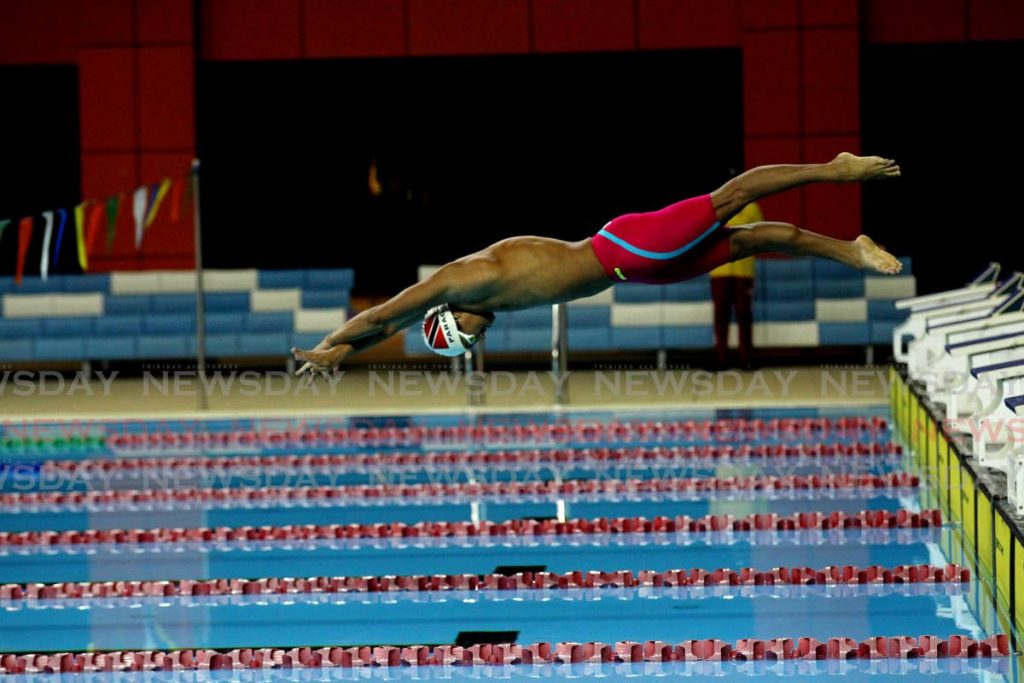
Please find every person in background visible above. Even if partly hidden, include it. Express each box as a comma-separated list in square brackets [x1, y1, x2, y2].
[710, 200, 762, 369]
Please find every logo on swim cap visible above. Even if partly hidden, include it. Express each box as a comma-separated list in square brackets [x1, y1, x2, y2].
[422, 303, 477, 357]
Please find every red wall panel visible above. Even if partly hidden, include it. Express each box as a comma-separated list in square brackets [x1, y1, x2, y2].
[740, 0, 798, 29]
[76, 0, 135, 46]
[138, 0, 194, 43]
[304, 0, 407, 57]
[742, 31, 800, 136]
[969, 0, 1024, 41]
[802, 136, 860, 239]
[801, 28, 858, 134]
[78, 48, 138, 152]
[201, 0, 302, 60]
[864, 0, 966, 43]
[744, 136, 802, 224]
[799, 0, 857, 27]
[0, 0, 79, 64]
[637, 0, 739, 49]
[408, 0, 530, 55]
[533, 0, 635, 53]
[81, 152, 139, 199]
[139, 46, 195, 150]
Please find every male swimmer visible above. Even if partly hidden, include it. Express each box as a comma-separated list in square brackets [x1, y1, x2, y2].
[293, 153, 901, 372]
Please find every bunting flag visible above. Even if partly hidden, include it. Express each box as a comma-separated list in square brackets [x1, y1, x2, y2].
[132, 186, 148, 248]
[0, 219, 9, 243]
[40, 210, 54, 280]
[145, 178, 172, 228]
[169, 177, 184, 222]
[52, 208, 68, 271]
[15, 217, 33, 285]
[106, 194, 121, 251]
[86, 202, 104, 256]
[74, 202, 89, 271]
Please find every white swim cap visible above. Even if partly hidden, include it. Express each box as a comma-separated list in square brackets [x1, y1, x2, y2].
[422, 303, 479, 357]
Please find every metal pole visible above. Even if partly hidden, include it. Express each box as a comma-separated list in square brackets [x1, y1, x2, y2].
[191, 158, 208, 411]
[552, 303, 569, 405]
[465, 341, 485, 406]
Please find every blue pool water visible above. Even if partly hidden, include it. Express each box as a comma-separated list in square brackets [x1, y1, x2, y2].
[0, 406, 1016, 681]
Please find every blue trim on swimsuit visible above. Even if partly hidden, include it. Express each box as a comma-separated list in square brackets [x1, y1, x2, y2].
[596, 221, 722, 260]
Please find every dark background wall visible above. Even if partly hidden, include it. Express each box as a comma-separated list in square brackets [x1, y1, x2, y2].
[1, 0, 1023, 295]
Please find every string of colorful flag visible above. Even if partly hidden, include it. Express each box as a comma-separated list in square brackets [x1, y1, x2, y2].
[0, 172, 193, 284]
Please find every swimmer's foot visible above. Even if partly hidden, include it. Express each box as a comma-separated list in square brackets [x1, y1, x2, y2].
[853, 235, 902, 275]
[831, 152, 901, 182]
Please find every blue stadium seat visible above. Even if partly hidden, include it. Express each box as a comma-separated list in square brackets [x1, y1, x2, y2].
[815, 278, 865, 298]
[759, 259, 813, 280]
[765, 300, 815, 321]
[568, 306, 611, 327]
[291, 332, 326, 351]
[819, 322, 870, 346]
[204, 293, 250, 312]
[869, 300, 908, 321]
[504, 308, 552, 326]
[238, 333, 289, 356]
[205, 312, 245, 333]
[871, 321, 899, 344]
[42, 317, 95, 336]
[614, 283, 663, 302]
[404, 331, 430, 355]
[611, 327, 660, 350]
[192, 334, 241, 356]
[663, 278, 711, 301]
[479, 327, 508, 352]
[507, 328, 551, 352]
[85, 336, 137, 360]
[765, 281, 814, 301]
[258, 270, 305, 289]
[302, 290, 350, 309]
[569, 328, 611, 350]
[61, 274, 111, 293]
[95, 315, 143, 335]
[105, 295, 150, 315]
[0, 339, 33, 361]
[33, 338, 85, 360]
[246, 312, 293, 333]
[149, 294, 195, 313]
[752, 301, 768, 322]
[11, 277, 58, 293]
[663, 325, 714, 349]
[0, 276, 14, 293]
[144, 313, 196, 334]
[136, 334, 189, 358]
[0, 319, 43, 337]
[813, 259, 862, 279]
[305, 269, 355, 289]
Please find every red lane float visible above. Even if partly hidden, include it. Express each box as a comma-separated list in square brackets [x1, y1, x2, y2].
[0, 509, 943, 547]
[0, 473, 919, 509]
[39, 442, 904, 477]
[0, 634, 1007, 673]
[0, 564, 970, 601]
[103, 416, 890, 451]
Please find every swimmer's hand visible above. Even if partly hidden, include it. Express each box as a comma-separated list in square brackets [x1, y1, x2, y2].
[292, 341, 353, 376]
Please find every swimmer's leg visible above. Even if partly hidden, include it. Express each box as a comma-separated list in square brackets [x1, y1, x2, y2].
[728, 222, 903, 275]
[711, 153, 900, 222]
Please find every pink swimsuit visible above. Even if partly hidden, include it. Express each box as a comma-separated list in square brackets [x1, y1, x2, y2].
[591, 194, 735, 284]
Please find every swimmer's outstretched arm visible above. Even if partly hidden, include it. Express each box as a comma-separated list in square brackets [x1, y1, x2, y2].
[291, 260, 494, 374]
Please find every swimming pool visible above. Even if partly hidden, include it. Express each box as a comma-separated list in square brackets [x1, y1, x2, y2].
[0, 406, 1015, 681]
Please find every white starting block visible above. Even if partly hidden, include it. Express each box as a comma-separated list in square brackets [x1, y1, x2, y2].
[893, 263, 1002, 362]
[946, 357, 1024, 431]
[906, 279, 1024, 380]
[1007, 440, 1024, 515]
[973, 393, 1024, 472]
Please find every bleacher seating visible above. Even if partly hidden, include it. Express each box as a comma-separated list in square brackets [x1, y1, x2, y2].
[0, 270, 353, 363]
[405, 258, 915, 356]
